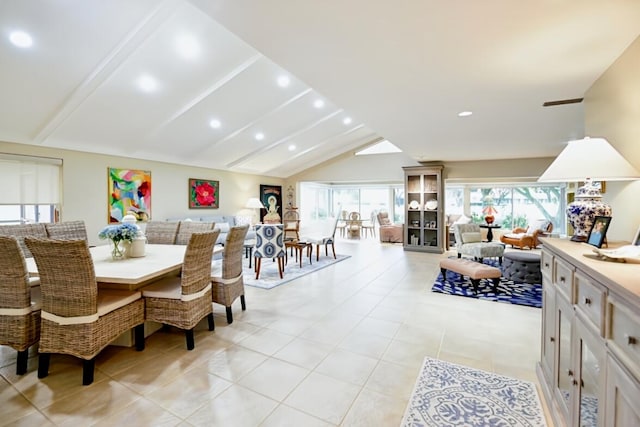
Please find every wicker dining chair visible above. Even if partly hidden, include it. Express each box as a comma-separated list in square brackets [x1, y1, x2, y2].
[0, 236, 41, 375]
[211, 224, 249, 324]
[175, 221, 215, 245]
[0, 223, 48, 258]
[141, 230, 219, 350]
[144, 221, 179, 244]
[45, 220, 89, 240]
[24, 237, 146, 385]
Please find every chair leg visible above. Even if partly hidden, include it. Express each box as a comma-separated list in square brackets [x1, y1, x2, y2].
[457, 253, 462, 258]
[225, 307, 233, 324]
[206, 312, 215, 331]
[330, 242, 336, 259]
[255, 258, 262, 279]
[316, 244, 320, 261]
[470, 279, 480, 294]
[277, 257, 284, 279]
[492, 278, 500, 293]
[185, 329, 195, 350]
[16, 349, 29, 375]
[135, 324, 145, 351]
[38, 353, 50, 379]
[82, 358, 95, 385]
[240, 295, 246, 310]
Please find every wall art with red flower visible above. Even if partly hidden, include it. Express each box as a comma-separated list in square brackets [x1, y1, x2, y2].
[189, 178, 219, 209]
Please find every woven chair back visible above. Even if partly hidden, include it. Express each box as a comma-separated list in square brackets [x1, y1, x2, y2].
[45, 220, 88, 241]
[145, 221, 179, 244]
[25, 237, 98, 317]
[0, 236, 31, 309]
[181, 230, 219, 295]
[0, 223, 47, 258]
[175, 221, 215, 245]
[222, 225, 249, 278]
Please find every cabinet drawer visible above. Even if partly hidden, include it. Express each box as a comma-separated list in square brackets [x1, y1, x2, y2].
[553, 257, 574, 303]
[540, 250, 553, 281]
[608, 295, 640, 379]
[575, 272, 605, 335]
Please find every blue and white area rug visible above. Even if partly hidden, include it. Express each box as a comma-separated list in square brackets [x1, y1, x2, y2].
[402, 357, 547, 426]
[243, 254, 350, 289]
[432, 258, 542, 308]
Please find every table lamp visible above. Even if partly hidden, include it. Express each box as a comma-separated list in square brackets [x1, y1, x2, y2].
[538, 137, 640, 241]
[246, 197, 265, 226]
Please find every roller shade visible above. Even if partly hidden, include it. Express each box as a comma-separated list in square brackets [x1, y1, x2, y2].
[0, 154, 61, 204]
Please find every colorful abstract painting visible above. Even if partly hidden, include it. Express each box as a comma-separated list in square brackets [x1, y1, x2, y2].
[189, 178, 219, 209]
[108, 168, 151, 223]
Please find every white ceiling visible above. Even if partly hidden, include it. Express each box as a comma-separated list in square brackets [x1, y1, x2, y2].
[1, 1, 639, 178]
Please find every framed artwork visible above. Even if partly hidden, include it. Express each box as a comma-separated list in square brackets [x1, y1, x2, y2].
[189, 178, 219, 209]
[632, 225, 640, 246]
[108, 168, 151, 223]
[260, 184, 282, 223]
[586, 215, 611, 248]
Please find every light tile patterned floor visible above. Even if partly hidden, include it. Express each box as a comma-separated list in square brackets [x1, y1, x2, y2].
[0, 239, 545, 426]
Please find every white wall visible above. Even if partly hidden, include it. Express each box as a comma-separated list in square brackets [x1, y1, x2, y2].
[585, 35, 640, 241]
[0, 141, 283, 246]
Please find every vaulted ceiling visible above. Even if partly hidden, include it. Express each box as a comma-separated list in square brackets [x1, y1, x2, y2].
[1, 1, 639, 178]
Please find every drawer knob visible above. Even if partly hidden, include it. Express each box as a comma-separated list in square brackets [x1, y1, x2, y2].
[573, 379, 579, 386]
[567, 369, 574, 377]
[625, 334, 637, 345]
[583, 297, 592, 306]
[544, 263, 549, 268]
[560, 277, 565, 283]
[550, 337, 555, 343]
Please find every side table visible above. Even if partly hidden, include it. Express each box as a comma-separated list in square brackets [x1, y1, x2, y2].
[479, 224, 501, 242]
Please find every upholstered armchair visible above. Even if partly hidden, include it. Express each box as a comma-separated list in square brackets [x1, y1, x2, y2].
[377, 211, 403, 243]
[454, 223, 505, 263]
[500, 219, 553, 250]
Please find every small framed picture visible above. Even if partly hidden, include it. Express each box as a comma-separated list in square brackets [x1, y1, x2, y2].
[632, 226, 640, 246]
[586, 216, 611, 248]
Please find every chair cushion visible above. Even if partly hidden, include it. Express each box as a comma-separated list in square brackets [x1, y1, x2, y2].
[97, 290, 143, 316]
[461, 232, 482, 243]
[285, 221, 298, 230]
[215, 223, 231, 233]
[141, 276, 181, 299]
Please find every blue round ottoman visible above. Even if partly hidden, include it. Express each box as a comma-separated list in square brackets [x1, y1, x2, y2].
[502, 251, 541, 284]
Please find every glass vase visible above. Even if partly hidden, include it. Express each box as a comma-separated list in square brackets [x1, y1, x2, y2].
[111, 239, 125, 259]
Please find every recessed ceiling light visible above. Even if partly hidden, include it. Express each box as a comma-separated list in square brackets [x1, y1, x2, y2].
[175, 34, 200, 60]
[288, 144, 296, 151]
[313, 99, 325, 109]
[209, 119, 221, 129]
[277, 75, 290, 87]
[343, 117, 352, 125]
[255, 132, 265, 141]
[137, 74, 158, 92]
[9, 30, 33, 48]
[458, 111, 473, 117]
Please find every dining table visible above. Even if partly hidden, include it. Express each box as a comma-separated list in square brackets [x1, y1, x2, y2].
[26, 243, 224, 291]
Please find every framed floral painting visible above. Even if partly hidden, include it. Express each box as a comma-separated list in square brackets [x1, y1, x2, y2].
[189, 178, 219, 209]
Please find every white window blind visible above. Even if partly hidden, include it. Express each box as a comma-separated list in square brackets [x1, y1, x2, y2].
[0, 154, 61, 204]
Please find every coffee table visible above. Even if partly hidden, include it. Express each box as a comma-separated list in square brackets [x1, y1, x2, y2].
[284, 240, 313, 268]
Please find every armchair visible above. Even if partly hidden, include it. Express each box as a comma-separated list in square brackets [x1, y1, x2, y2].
[377, 211, 403, 243]
[500, 219, 553, 250]
[454, 223, 505, 263]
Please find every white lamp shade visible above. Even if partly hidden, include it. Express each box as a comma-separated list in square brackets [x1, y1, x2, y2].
[538, 137, 640, 182]
[246, 197, 265, 209]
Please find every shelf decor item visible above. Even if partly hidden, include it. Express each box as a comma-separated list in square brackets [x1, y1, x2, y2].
[425, 199, 438, 210]
[482, 196, 497, 224]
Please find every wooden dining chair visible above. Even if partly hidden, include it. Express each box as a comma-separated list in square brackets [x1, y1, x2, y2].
[141, 230, 219, 350]
[211, 224, 249, 324]
[24, 237, 145, 385]
[347, 211, 362, 239]
[361, 211, 377, 238]
[254, 224, 286, 280]
[0, 236, 41, 375]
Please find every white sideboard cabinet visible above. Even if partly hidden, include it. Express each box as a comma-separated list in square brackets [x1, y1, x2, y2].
[538, 238, 640, 426]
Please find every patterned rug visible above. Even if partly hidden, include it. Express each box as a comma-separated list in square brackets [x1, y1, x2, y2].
[432, 258, 542, 308]
[243, 253, 350, 289]
[402, 357, 547, 426]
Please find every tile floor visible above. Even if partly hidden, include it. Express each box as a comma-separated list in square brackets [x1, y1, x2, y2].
[1, 238, 545, 426]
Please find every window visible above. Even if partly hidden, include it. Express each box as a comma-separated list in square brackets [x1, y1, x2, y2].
[0, 154, 61, 224]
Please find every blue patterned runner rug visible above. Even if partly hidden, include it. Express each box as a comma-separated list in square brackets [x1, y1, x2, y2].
[402, 357, 547, 426]
[432, 258, 542, 308]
